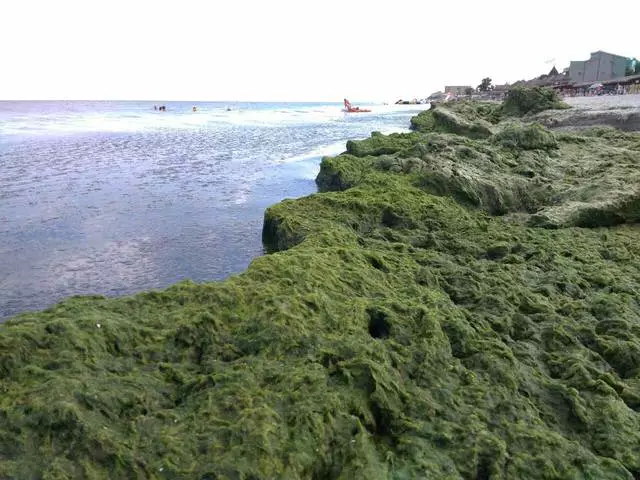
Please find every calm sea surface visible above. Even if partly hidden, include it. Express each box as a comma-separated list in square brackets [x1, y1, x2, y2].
[0, 100, 429, 320]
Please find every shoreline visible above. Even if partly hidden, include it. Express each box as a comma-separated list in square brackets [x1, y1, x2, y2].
[2, 90, 640, 478]
[0, 103, 426, 321]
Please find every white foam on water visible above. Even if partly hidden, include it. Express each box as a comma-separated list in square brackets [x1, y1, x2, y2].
[0, 102, 432, 136]
[276, 123, 414, 165]
[379, 126, 413, 135]
[278, 140, 348, 164]
[223, 105, 346, 127]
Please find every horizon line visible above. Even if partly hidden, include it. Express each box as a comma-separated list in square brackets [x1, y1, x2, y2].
[0, 98, 414, 104]
[0, 97, 396, 103]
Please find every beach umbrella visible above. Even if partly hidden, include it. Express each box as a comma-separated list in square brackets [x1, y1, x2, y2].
[589, 83, 603, 89]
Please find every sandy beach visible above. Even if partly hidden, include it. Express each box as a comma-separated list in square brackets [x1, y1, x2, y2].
[565, 93, 640, 109]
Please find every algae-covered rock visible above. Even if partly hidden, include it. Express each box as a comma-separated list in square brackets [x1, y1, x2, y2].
[412, 100, 503, 130]
[503, 86, 570, 116]
[315, 154, 373, 192]
[345, 131, 423, 157]
[529, 191, 640, 228]
[492, 123, 558, 151]
[431, 108, 494, 139]
[445, 99, 504, 124]
[411, 105, 494, 139]
[328, 102, 640, 228]
[409, 108, 436, 132]
[320, 134, 547, 217]
[262, 200, 307, 252]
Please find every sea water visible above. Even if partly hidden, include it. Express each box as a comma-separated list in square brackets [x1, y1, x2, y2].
[0, 101, 430, 319]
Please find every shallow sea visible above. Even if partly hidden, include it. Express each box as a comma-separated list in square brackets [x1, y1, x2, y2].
[0, 100, 430, 319]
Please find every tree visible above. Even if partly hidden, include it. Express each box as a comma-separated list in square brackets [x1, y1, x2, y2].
[465, 87, 475, 97]
[478, 77, 493, 92]
[626, 57, 639, 76]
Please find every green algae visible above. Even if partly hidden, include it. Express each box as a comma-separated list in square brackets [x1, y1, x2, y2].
[345, 131, 424, 158]
[411, 101, 503, 132]
[502, 86, 570, 117]
[410, 104, 495, 139]
[492, 123, 558, 151]
[2, 92, 640, 479]
[342, 105, 640, 229]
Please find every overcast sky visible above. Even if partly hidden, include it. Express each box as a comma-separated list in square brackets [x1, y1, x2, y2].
[2, 0, 638, 102]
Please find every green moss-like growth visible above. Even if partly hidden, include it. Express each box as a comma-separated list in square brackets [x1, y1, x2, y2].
[313, 154, 373, 193]
[503, 86, 570, 116]
[410, 105, 495, 139]
[492, 123, 559, 151]
[442, 100, 504, 124]
[2, 104, 640, 479]
[430, 108, 494, 139]
[409, 108, 436, 132]
[345, 131, 423, 157]
[330, 114, 640, 228]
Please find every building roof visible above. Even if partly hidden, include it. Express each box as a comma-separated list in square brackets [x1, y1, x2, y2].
[591, 50, 629, 61]
[570, 51, 629, 67]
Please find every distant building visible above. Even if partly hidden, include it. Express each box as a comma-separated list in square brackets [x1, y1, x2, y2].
[444, 85, 473, 96]
[569, 51, 628, 84]
[489, 84, 509, 99]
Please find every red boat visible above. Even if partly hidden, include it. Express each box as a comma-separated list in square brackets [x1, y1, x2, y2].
[343, 98, 371, 113]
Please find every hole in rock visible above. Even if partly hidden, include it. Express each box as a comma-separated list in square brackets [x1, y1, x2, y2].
[367, 308, 391, 339]
[367, 255, 387, 271]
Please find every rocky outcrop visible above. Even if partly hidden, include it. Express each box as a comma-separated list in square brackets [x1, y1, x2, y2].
[492, 123, 558, 150]
[502, 86, 570, 116]
[322, 99, 640, 229]
[345, 131, 422, 157]
[410, 104, 495, 139]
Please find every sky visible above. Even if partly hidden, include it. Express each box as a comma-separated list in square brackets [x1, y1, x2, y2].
[1, 0, 639, 102]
